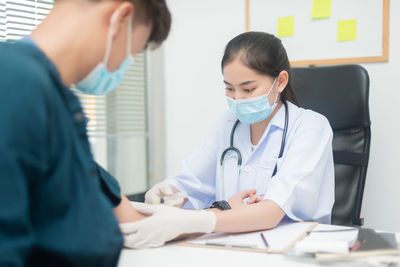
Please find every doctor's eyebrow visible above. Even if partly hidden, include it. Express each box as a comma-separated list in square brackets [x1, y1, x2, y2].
[223, 80, 257, 86]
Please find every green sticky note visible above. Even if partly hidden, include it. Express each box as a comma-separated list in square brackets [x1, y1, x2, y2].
[337, 19, 357, 42]
[277, 16, 294, 37]
[312, 0, 331, 19]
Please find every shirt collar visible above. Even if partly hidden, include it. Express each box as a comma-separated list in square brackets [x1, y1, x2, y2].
[19, 35, 37, 46]
[268, 103, 287, 130]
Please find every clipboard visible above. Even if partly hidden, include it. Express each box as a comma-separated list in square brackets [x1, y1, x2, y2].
[179, 221, 318, 254]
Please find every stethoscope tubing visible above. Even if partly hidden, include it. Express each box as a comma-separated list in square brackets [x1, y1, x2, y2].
[220, 101, 289, 178]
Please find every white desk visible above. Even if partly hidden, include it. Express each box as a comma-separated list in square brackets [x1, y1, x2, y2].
[119, 243, 315, 267]
[118, 226, 400, 267]
[119, 243, 392, 267]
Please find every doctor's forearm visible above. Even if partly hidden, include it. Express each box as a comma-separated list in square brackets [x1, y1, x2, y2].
[212, 200, 285, 233]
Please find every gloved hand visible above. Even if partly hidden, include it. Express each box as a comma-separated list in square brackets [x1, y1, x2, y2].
[120, 202, 216, 249]
[144, 182, 185, 206]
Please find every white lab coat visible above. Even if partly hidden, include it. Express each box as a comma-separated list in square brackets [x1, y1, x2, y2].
[165, 102, 335, 224]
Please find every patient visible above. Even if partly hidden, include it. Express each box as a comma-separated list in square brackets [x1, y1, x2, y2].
[0, 0, 171, 265]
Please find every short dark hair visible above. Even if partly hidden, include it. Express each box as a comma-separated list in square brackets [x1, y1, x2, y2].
[221, 32, 299, 106]
[84, 0, 171, 46]
[130, 0, 171, 46]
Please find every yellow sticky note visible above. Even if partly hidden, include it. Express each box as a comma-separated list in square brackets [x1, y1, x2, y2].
[312, 0, 331, 19]
[277, 16, 294, 37]
[337, 19, 357, 42]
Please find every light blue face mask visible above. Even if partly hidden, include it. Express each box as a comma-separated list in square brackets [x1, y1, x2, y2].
[75, 12, 134, 95]
[226, 78, 278, 124]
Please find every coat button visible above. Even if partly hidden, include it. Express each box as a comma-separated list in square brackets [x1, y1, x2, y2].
[244, 165, 252, 173]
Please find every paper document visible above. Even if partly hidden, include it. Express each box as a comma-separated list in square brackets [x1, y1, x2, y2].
[294, 224, 358, 254]
[315, 228, 399, 261]
[337, 19, 357, 42]
[277, 16, 295, 37]
[185, 221, 316, 253]
[311, 0, 331, 19]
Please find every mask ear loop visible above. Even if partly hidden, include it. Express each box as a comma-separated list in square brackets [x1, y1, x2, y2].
[103, 10, 121, 64]
[272, 83, 280, 105]
[267, 78, 278, 96]
[267, 77, 280, 107]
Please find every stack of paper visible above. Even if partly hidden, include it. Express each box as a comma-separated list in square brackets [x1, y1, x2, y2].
[288, 225, 400, 263]
[294, 224, 359, 254]
[316, 228, 400, 261]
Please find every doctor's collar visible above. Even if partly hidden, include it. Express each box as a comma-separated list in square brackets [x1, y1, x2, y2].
[19, 35, 37, 46]
[269, 102, 286, 130]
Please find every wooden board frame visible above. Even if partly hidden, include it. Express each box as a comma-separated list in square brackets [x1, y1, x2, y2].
[245, 0, 390, 66]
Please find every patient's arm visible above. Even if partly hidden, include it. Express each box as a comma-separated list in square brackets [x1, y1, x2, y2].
[113, 193, 146, 223]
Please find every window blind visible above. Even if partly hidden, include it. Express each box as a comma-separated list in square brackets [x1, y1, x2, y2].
[1, 0, 149, 138]
[0, 0, 53, 41]
[72, 54, 148, 138]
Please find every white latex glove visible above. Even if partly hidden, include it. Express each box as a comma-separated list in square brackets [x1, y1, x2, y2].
[120, 202, 216, 249]
[144, 182, 185, 206]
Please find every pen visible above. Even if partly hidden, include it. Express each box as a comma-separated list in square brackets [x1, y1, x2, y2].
[350, 240, 365, 252]
[260, 233, 269, 249]
[205, 241, 257, 249]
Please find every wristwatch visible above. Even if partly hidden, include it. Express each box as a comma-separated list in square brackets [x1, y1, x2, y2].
[209, 200, 232, 210]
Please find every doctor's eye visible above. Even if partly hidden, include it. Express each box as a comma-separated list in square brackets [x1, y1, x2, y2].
[244, 88, 256, 93]
[225, 88, 234, 92]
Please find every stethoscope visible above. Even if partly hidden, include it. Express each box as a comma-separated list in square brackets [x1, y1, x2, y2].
[220, 101, 289, 184]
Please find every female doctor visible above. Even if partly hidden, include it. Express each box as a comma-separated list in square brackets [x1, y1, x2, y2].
[121, 32, 335, 248]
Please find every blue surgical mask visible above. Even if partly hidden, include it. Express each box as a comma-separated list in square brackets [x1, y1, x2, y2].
[226, 78, 278, 124]
[75, 12, 134, 95]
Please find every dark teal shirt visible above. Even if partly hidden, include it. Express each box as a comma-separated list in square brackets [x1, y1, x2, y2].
[0, 40, 123, 266]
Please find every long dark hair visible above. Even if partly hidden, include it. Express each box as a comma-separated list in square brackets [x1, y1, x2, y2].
[221, 32, 299, 106]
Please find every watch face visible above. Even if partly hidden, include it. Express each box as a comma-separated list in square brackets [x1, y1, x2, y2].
[211, 201, 231, 210]
[220, 200, 231, 210]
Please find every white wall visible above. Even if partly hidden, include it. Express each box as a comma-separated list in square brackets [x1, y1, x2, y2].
[92, 136, 147, 195]
[163, 0, 246, 176]
[159, 0, 400, 232]
[147, 47, 167, 187]
[360, 1, 400, 232]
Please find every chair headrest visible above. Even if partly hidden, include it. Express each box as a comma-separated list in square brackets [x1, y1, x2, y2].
[292, 65, 370, 131]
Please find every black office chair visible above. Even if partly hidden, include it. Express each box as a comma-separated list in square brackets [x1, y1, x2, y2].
[292, 65, 371, 226]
